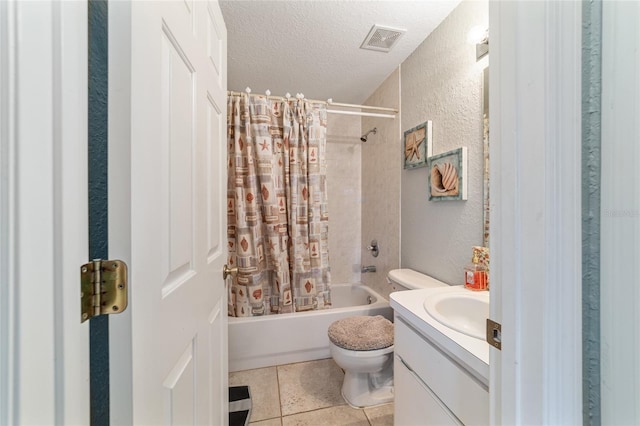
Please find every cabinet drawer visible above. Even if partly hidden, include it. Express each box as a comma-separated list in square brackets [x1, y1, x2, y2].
[394, 355, 461, 426]
[395, 316, 489, 425]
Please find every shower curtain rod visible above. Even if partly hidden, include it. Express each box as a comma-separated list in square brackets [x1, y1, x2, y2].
[325, 109, 396, 119]
[227, 90, 398, 115]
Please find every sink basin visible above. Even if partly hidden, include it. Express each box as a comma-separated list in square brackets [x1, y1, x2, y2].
[423, 289, 489, 339]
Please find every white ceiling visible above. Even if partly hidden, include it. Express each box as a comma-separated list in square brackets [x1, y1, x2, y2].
[220, 0, 461, 104]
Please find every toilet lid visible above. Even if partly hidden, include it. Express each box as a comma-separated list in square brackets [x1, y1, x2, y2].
[328, 315, 393, 351]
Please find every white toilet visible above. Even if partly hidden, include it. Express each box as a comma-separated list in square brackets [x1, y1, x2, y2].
[328, 269, 447, 408]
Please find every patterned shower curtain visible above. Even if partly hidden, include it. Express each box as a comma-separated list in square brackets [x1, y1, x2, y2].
[227, 94, 331, 316]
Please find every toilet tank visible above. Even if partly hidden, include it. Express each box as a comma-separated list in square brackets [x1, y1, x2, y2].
[387, 269, 448, 291]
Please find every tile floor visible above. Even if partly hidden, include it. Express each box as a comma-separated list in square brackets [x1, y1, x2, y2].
[229, 358, 394, 426]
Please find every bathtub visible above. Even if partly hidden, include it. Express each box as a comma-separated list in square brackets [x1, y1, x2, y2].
[228, 284, 393, 372]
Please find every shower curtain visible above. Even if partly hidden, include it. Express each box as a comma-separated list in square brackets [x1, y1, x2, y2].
[227, 94, 331, 316]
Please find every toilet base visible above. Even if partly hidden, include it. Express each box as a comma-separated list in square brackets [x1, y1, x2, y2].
[340, 369, 394, 408]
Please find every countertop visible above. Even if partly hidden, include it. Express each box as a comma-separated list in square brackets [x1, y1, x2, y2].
[390, 286, 490, 386]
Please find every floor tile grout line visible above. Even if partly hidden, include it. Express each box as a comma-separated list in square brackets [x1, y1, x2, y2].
[280, 403, 357, 418]
[275, 364, 283, 423]
[363, 407, 373, 426]
[283, 404, 379, 422]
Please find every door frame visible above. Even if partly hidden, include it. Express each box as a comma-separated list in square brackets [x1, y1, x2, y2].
[490, 1, 583, 424]
[0, 1, 90, 424]
[107, 0, 134, 423]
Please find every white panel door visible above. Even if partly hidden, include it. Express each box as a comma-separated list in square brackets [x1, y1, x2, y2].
[110, 1, 228, 424]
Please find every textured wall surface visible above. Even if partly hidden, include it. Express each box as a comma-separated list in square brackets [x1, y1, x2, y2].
[88, 1, 110, 424]
[581, 0, 601, 423]
[361, 69, 401, 300]
[326, 114, 362, 284]
[400, 0, 488, 285]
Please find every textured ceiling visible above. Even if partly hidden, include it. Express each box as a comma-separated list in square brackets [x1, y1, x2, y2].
[220, 0, 461, 104]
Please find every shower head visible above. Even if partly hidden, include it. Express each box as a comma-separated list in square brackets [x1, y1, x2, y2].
[360, 127, 377, 142]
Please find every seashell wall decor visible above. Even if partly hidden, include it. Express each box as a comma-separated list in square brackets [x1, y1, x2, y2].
[427, 146, 468, 201]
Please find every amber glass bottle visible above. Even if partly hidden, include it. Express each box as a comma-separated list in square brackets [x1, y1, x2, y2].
[464, 251, 488, 291]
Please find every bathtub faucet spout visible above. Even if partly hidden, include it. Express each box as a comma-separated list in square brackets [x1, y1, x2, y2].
[361, 265, 377, 273]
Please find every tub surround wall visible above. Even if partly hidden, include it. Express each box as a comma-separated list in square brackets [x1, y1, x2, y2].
[400, 0, 488, 285]
[327, 114, 362, 284]
[361, 69, 401, 300]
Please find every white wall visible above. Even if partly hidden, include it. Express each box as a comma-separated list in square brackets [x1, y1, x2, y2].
[600, 2, 640, 423]
[400, 0, 488, 285]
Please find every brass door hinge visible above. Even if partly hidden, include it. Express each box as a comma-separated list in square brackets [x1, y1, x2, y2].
[81, 259, 128, 323]
[486, 318, 502, 350]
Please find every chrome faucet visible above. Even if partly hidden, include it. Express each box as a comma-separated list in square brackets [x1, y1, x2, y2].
[367, 239, 379, 257]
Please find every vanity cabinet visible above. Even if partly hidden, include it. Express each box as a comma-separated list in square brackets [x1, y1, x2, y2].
[395, 353, 460, 425]
[394, 315, 489, 426]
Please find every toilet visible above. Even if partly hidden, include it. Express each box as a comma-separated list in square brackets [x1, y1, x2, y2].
[328, 269, 447, 408]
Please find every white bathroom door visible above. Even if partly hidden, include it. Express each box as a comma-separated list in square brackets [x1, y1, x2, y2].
[109, 1, 228, 424]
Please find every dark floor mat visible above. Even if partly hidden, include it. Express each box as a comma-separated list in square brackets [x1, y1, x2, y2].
[229, 410, 250, 426]
[229, 385, 252, 426]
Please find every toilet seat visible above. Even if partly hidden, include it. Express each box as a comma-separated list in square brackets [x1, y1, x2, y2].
[328, 315, 393, 351]
[329, 341, 394, 358]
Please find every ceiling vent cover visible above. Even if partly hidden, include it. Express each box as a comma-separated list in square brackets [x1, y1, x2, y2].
[360, 25, 406, 52]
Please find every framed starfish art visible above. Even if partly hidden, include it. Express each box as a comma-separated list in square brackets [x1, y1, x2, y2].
[403, 120, 432, 169]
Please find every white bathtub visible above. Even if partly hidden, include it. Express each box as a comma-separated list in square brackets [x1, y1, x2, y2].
[228, 284, 393, 372]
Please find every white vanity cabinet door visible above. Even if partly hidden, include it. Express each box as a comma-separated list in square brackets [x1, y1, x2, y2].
[394, 355, 461, 426]
[394, 316, 490, 425]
